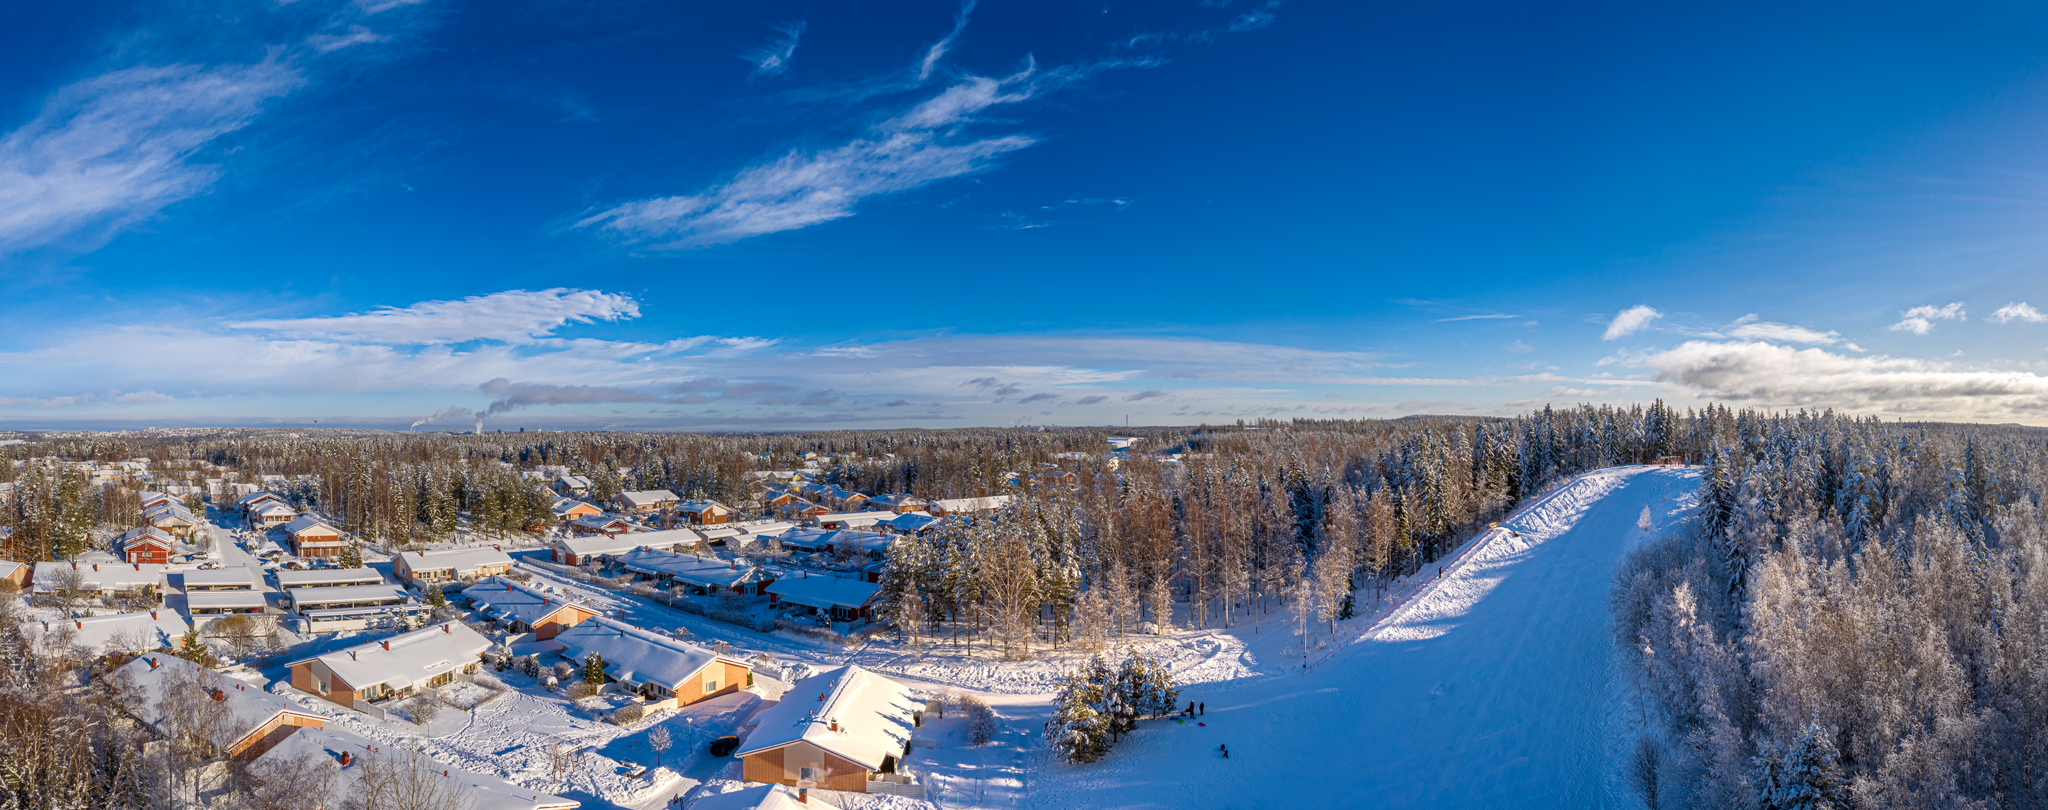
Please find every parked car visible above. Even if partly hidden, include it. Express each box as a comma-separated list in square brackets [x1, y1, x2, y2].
[708, 736, 741, 757]
[198, 561, 222, 570]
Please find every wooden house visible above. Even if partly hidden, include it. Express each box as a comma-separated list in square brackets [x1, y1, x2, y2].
[736, 665, 919, 793]
[465, 576, 599, 640]
[282, 515, 346, 558]
[286, 622, 491, 708]
[119, 527, 175, 565]
[553, 617, 752, 709]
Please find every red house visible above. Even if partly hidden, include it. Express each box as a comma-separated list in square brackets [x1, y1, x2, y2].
[119, 527, 175, 565]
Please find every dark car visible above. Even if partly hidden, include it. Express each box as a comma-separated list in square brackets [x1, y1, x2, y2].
[708, 735, 741, 757]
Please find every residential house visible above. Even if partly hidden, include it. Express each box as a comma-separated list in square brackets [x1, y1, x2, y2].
[118, 654, 328, 762]
[34, 609, 189, 653]
[0, 560, 30, 590]
[876, 513, 944, 536]
[567, 515, 635, 537]
[551, 529, 698, 566]
[144, 503, 199, 536]
[926, 495, 1014, 516]
[690, 784, 839, 810]
[138, 490, 177, 510]
[282, 515, 347, 558]
[188, 590, 269, 629]
[183, 567, 260, 591]
[117, 527, 175, 564]
[773, 528, 886, 556]
[286, 583, 418, 632]
[614, 489, 680, 514]
[33, 561, 165, 601]
[776, 499, 830, 521]
[247, 500, 297, 529]
[287, 621, 492, 708]
[274, 567, 385, 590]
[613, 547, 775, 595]
[252, 722, 580, 810]
[676, 499, 733, 526]
[390, 546, 515, 588]
[759, 489, 798, 508]
[548, 497, 604, 522]
[735, 665, 919, 793]
[814, 511, 896, 530]
[554, 474, 592, 498]
[554, 616, 752, 709]
[864, 494, 927, 514]
[767, 574, 881, 623]
[465, 577, 598, 640]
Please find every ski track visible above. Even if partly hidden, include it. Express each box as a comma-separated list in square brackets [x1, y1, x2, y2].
[1023, 465, 1702, 810]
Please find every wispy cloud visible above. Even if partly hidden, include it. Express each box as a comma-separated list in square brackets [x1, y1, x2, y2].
[578, 10, 1166, 249]
[226, 288, 640, 344]
[920, 1, 977, 81]
[0, 62, 302, 254]
[1721, 314, 1842, 345]
[1602, 305, 1661, 340]
[1890, 302, 1965, 335]
[1988, 302, 2045, 324]
[1435, 313, 1518, 322]
[308, 25, 389, 53]
[748, 22, 807, 78]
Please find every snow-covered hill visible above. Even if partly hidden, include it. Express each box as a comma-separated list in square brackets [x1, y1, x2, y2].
[1024, 465, 1702, 809]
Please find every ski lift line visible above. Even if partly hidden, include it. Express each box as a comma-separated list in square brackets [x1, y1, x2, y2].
[1299, 469, 1594, 676]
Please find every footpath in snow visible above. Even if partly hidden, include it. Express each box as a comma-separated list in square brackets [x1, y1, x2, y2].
[1024, 465, 1702, 810]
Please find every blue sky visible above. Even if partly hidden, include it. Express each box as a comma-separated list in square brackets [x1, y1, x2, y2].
[7, 1, 2048, 429]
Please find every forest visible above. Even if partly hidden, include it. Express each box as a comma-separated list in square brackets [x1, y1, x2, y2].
[4, 405, 2044, 807]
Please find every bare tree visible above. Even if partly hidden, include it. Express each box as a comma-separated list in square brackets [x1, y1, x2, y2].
[346, 746, 477, 810]
[981, 529, 1039, 661]
[647, 725, 673, 768]
[545, 742, 581, 791]
[233, 752, 339, 810]
[152, 662, 237, 809]
[52, 565, 92, 616]
[212, 614, 278, 662]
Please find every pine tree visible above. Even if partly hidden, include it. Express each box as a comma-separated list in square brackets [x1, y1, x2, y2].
[582, 652, 607, 684]
[1756, 723, 1849, 810]
[1043, 667, 1111, 764]
[340, 540, 365, 569]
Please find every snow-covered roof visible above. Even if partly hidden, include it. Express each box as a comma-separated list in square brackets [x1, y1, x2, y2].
[676, 499, 729, 514]
[116, 654, 318, 753]
[396, 546, 515, 573]
[814, 511, 897, 528]
[553, 532, 660, 560]
[774, 528, 886, 554]
[282, 515, 341, 536]
[553, 616, 742, 689]
[253, 723, 580, 810]
[248, 501, 297, 518]
[556, 474, 592, 489]
[767, 574, 879, 610]
[187, 590, 269, 611]
[733, 519, 794, 534]
[880, 512, 941, 532]
[139, 489, 172, 506]
[275, 567, 384, 588]
[616, 489, 680, 509]
[288, 622, 492, 692]
[288, 583, 412, 610]
[33, 562, 165, 592]
[614, 548, 764, 590]
[549, 497, 601, 517]
[144, 503, 196, 523]
[33, 609, 189, 652]
[236, 491, 284, 506]
[734, 665, 916, 771]
[690, 784, 837, 810]
[183, 567, 261, 590]
[931, 495, 1013, 513]
[0, 560, 25, 581]
[120, 526, 176, 549]
[467, 577, 595, 626]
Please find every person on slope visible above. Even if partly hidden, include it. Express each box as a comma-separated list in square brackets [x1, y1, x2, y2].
[1220, 744, 1229, 759]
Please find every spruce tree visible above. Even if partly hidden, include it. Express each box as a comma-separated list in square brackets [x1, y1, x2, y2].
[582, 652, 607, 684]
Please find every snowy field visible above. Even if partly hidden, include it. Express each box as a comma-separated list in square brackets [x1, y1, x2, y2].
[1012, 465, 1701, 810]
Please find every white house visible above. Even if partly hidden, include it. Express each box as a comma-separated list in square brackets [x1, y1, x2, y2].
[274, 567, 385, 590]
[34, 561, 165, 600]
[32, 609, 190, 653]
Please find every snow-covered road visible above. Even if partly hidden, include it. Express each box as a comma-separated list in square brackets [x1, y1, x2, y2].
[1025, 465, 1701, 810]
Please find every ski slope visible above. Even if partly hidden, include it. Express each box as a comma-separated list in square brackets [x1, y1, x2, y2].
[1024, 465, 1701, 810]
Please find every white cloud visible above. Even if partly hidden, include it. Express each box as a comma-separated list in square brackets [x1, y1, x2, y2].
[0, 62, 302, 253]
[1638, 340, 2048, 420]
[1724, 320, 1841, 344]
[748, 22, 806, 78]
[919, 0, 976, 81]
[1602, 305, 1661, 340]
[1890, 302, 1965, 334]
[1989, 302, 2045, 324]
[355, 0, 426, 13]
[114, 390, 173, 403]
[225, 288, 640, 344]
[308, 26, 389, 53]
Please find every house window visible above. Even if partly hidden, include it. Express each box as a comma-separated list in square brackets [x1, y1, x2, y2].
[798, 767, 817, 784]
[704, 678, 719, 693]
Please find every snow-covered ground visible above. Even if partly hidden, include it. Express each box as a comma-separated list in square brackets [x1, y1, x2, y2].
[1015, 465, 1701, 810]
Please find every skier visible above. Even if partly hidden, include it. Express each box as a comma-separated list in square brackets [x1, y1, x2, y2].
[1220, 744, 1229, 759]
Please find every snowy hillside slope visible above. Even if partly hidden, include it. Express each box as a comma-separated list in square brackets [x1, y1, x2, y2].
[1024, 465, 1702, 809]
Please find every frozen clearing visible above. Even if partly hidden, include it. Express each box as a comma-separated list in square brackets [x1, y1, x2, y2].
[1022, 465, 1701, 810]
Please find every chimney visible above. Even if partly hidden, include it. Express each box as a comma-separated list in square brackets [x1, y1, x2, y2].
[381, 640, 390, 651]
[443, 624, 451, 633]
[339, 752, 352, 767]
[75, 621, 82, 629]
[147, 657, 158, 670]
[797, 788, 808, 804]
[210, 689, 226, 702]
[151, 611, 157, 619]
[93, 564, 99, 571]
[829, 719, 839, 732]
